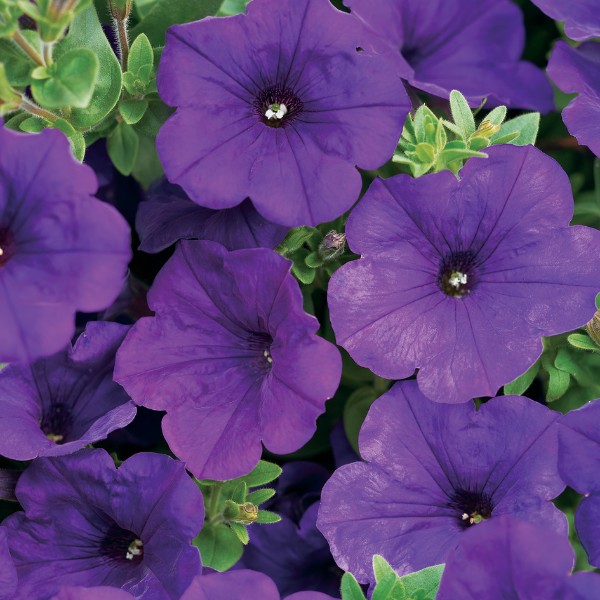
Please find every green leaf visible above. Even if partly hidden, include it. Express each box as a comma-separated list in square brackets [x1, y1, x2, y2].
[133, 98, 174, 136]
[19, 116, 45, 132]
[440, 119, 463, 139]
[245, 488, 275, 506]
[52, 117, 86, 161]
[491, 113, 540, 147]
[229, 522, 249, 545]
[122, 71, 137, 95]
[193, 521, 243, 571]
[255, 510, 281, 524]
[415, 143, 435, 163]
[0, 31, 40, 86]
[54, 5, 122, 127]
[491, 132, 520, 145]
[136, 63, 153, 86]
[305, 251, 324, 268]
[107, 120, 139, 175]
[128, 33, 154, 73]
[469, 136, 490, 151]
[119, 98, 148, 124]
[290, 248, 316, 285]
[231, 481, 246, 504]
[398, 564, 445, 599]
[484, 105, 507, 127]
[438, 148, 487, 164]
[222, 460, 282, 493]
[130, 0, 223, 47]
[449, 90, 475, 140]
[275, 226, 314, 257]
[373, 555, 396, 584]
[343, 386, 378, 455]
[555, 348, 580, 376]
[0, 62, 21, 112]
[568, 333, 600, 352]
[3, 111, 30, 130]
[400, 113, 416, 144]
[31, 48, 98, 108]
[504, 360, 540, 396]
[131, 130, 164, 188]
[543, 358, 571, 402]
[218, 0, 251, 16]
[372, 572, 406, 600]
[341, 572, 367, 600]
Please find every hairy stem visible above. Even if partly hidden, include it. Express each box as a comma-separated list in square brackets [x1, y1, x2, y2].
[20, 97, 58, 122]
[11, 30, 46, 67]
[115, 16, 130, 70]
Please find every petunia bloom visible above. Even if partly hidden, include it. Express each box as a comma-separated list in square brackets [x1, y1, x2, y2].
[547, 41, 600, 158]
[0, 527, 17, 600]
[343, 0, 554, 111]
[180, 570, 335, 600]
[316, 381, 566, 584]
[558, 399, 600, 567]
[114, 241, 341, 481]
[0, 125, 131, 363]
[156, 0, 408, 227]
[530, 0, 600, 42]
[2, 449, 204, 600]
[136, 178, 288, 254]
[51, 587, 136, 600]
[328, 144, 600, 404]
[237, 462, 342, 598]
[436, 515, 600, 600]
[0, 321, 136, 460]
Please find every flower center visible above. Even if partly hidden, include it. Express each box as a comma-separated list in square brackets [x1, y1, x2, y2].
[99, 524, 144, 565]
[40, 402, 74, 444]
[448, 489, 494, 530]
[438, 250, 478, 298]
[245, 332, 274, 372]
[0, 225, 16, 268]
[254, 84, 303, 128]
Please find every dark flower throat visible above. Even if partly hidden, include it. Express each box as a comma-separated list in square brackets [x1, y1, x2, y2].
[437, 249, 479, 298]
[254, 84, 303, 128]
[448, 488, 494, 530]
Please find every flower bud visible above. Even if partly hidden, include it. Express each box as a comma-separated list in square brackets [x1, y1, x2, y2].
[473, 119, 501, 139]
[223, 499, 259, 524]
[318, 230, 346, 261]
[586, 310, 600, 347]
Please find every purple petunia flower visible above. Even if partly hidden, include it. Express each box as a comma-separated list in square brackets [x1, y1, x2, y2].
[136, 178, 288, 254]
[328, 144, 600, 404]
[156, 0, 408, 227]
[0, 527, 17, 600]
[0, 321, 136, 461]
[547, 41, 600, 158]
[237, 462, 341, 598]
[436, 515, 600, 600]
[180, 570, 335, 600]
[0, 126, 131, 363]
[558, 399, 600, 567]
[51, 587, 136, 600]
[114, 241, 341, 481]
[2, 449, 204, 600]
[343, 0, 554, 111]
[316, 381, 566, 584]
[530, 0, 600, 42]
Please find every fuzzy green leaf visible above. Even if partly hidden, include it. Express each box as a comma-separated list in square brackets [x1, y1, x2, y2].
[438, 148, 487, 164]
[131, 130, 164, 188]
[275, 226, 314, 256]
[133, 98, 174, 136]
[119, 98, 148, 124]
[290, 248, 316, 284]
[107, 120, 139, 175]
[229, 522, 249, 545]
[450, 90, 475, 140]
[491, 113, 540, 146]
[491, 132, 520, 145]
[255, 510, 281, 524]
[128, 33, 153, 74]
[0, 33, 38, 86]
[341, 572, 367, 600]
[231, 482, 246, 504]
[373, 573, 406, 600]
[305, 251, 324, 268]
[504, 360, 540, 396]
[131, 0, 223, 47]
[31, 48, 98, 108]
[415, 142, 435, 163]
[19, 117, 46, 132]
[555, 348, 580, 376]
[399, 564, 445, 599]
[543, 359, 571, 402]
[54, 5, 122, 127]
[469, 136, 490, 151]
[344, 386, 378, 454]
[245, 488, 275, 506]
[222, 460, 282, 493]
[484, 105, 507, 126]
[192, 521, 243, 572]
[373, 555, 396, 584]
[568, 333, 600, 352]
[400, 113, 416, 144]
[441, 119, 463, 139]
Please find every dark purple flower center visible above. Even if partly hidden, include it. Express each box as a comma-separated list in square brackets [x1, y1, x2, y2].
[437, 249, 479, 298]
[39, 402, 74, 444]
[447, 488, 494, 530]
[0, 225, 16, 267]
[99, 524, 144, 565]
[254, 84, 303, 128]
[245, 332, 274, 373]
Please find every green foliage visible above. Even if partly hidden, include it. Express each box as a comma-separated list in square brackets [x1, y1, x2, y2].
[54, 5, 122, 127]
[217, 0, 251, 15]
[192, 522, 243, 572]
[0, 62, 20, 114]
[0, 0, 21, 37]
[399, 564, 444, 599]
[119, 98, 148, 124]
[107, 120, 139, 175]
[393, 89, 541, 177]
[341, 572, 367, 600]
[343, 386, 378, 455]
[31, 49, 98, 108]
[245, 487, 275, 505]
[52, 118, 86, 161]
[131, 131, 164, 188]
[503, 361, 540, 396]
[0, 34, 37, 85]
[255, 510, 281, 524]
[130, 0, 223, 46]
[229, 521, 249, 545]
[128, 33, 153, 73]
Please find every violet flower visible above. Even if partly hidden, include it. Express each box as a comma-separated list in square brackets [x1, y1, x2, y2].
[156, 0, 408, 227]
[0, 321, 136, 460]
[2, 449, 204, 600]
[558, 399, 600, 567]
[51, 588, 136, 600]
[136, 178, 288, 254]
[530, 0, 600, 42]
[437, 515, 600, 600]
[0, 527, 17, 600]
[0, 126, 131, 363]
[237, 462, 342, 598]
[316, 381, 566, 584]
[180, 570, 335, 600]
[547, 41, 600, 158]
[114, 241, 341, 481]
[328, 144, 600, 404]
[343, 0, 554, 111]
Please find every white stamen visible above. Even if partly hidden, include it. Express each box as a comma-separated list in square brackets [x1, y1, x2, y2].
[0, 248, 4, 256]
[449, 272, 467, 288]
[461, 513, 469, 521]
[265, 103, 288, 120]
[267, 356, 273, 364]
[126, 539, 143, 560]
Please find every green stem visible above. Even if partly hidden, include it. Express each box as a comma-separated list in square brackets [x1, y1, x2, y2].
[11, 29, 46, 67]
[208, 483, 221, 520]
[116, 15, 130, 70]
[43, 42, 54, 66]
[20, 97, 58, 122]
